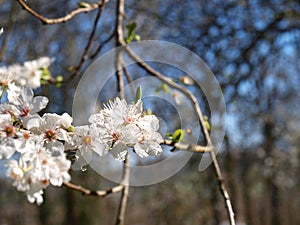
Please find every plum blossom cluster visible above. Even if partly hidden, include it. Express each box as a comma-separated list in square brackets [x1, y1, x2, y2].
[0, 83, 72, 205]
[72, 97, 163, 168]
[0, 57, 54, 89]
[0, 72, 163, 205]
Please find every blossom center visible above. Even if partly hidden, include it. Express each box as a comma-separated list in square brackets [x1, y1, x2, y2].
[82, 135, 92, 145]
[23, 132, 30, 140]
[45, 130, 56, 141]
[112, 132, 121, 142]
[5, 125, 15, 137]
[123, 116, 133, 125]
[20, 107, 30, 117]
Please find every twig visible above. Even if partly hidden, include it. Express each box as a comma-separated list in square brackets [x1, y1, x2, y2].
[66, 0, 107, 81]
[120, 42, 236, 225]
[0, 1, 18, 61]
[63, 181, 124, 197]
[115, 0, 125, 100]
[162, 139, 213, 153]
[15, 0, 107, 25]
[114, 1, 129, 225]
[122, 63, 136, 96]
[90, 30, 116, 59]
[115, 156, 130, 225]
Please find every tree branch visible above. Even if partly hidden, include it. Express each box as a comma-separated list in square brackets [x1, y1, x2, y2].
[162, 139, 213, 153]
[114, 1, 129, 225]
[90, 30, 116, 59]
[16, 0, 108, 25]
[63, 181, 124, 197]
[114, 156, 130, 225]
[66, 0, 107, 81]
[120, 42, 236, 225]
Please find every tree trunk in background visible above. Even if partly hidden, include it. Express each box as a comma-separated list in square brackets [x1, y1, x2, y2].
[240, 152, 253, 225]
[64, 189, 79, 225]
[263, 117, 281, 225]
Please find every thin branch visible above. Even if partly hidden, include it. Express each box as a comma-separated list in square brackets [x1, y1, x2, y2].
[90, 30, 116, 59]
[63, 181, 124, 197]
[15, 0, 107, 25]
[120, 42, 236, 225]
[66, 1, 107, 81]
[115, 156, 130, 225]
[0, 1, 18, 61]
[114, 1, 129, 225]
[162, 139, 213, 153]
[122, 63, 136, 96]
[115, 0, 125, 99]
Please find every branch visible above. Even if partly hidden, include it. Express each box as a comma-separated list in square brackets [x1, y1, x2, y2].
[115, 0, 126, 99]
[115, 156, 130, 225]
[114, 1, 129, 225]
[0, 2, 18, 61]
[66, 0, 107, 81]
[120, 42, 236, 225]
[122, 62, 136, 96]
[162, 139, 213, 153]
[90, 30, 116, 59]
[16, 0, 107, 25]
[63, 181, 124, 197]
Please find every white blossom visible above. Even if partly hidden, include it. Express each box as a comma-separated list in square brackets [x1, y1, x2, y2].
[88, 97, 163, 161]
[73, 124, 109, 163]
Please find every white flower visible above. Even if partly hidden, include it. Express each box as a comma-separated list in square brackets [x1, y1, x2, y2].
[6, 146, 71, 205]
[74, 125, 108, 163]
[6, 82, 21, 103]
[0, 114, 17, 159]
[27, 113, 71, 142]
[21, 57, 54, 89]
[0, 71, 14, 86]
[89, 97, 163, 161]
[6, 86, 49, 123]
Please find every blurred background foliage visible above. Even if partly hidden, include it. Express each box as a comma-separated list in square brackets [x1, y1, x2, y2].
[0, 0, 300, 225]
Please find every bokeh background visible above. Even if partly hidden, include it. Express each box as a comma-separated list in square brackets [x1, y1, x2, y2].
[0, 0, 300, 225]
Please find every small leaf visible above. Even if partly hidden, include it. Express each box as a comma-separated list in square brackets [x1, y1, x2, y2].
[161, 83, 169, 93]
[56, 75, 63, 82]
[125, 22, 140, 43]
[172, 129, 184, 143]
[77, 2, 90, 8]
[180, 76, 194, 85]
[203, 116, 211, 132]
[135, 86, 142, 102]
[56, 82, 62, 88]
[145, 109, 152, 115]
[155, 83, 169, 94]
[67, 125, 74, 132]
[165, 133, 173, 139]
[134, 34, 141, 41]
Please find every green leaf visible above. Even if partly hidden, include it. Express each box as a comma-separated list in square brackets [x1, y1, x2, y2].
[67, 125, 74, 132]
[172, 129, 184, 143]
[203, 116, 211, 132]
[126, 22, 137, 34]
[77, 2, 90, 8]
[56, 75, 63, 82]
[165, 133, 173, 139]
[135, 86, 142, 102]
[56, 82, 62, 88]
[134, 34, 141, 41]
[155, 83, 169, 94]
[161, 83, 169, 93]
[145, 109, 152, 115]
[125, 22, 140, 43]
